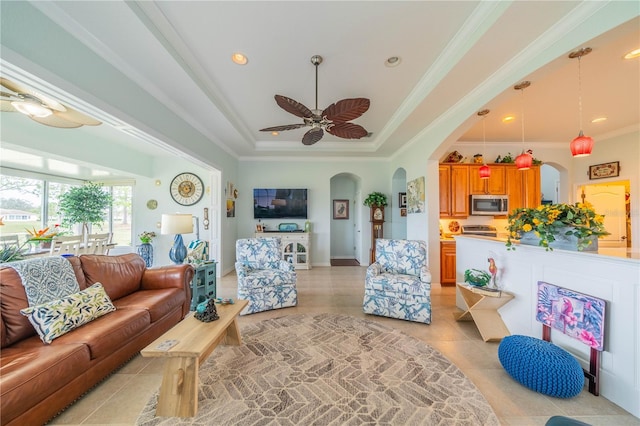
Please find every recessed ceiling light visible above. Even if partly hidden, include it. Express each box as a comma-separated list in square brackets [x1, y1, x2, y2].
[502, 115, 515, 123]
[623, 48, 640, 59]
[385, 56, 401, 67]
[591, 116, 607, 123]
[271, 131, 279, 136]
[231, 52, 248, 65]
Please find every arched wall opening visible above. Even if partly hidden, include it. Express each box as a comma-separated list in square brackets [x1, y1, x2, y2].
[391, 168, 407, 239]
[329, 172, 362, 264]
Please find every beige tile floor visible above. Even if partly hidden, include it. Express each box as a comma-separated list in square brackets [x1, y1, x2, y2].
[48, 266, 640, 425]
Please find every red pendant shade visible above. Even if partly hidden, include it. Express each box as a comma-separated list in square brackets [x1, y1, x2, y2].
[479, 164, 491, 179]
[569, 48, 594, 157]
[570, 131, 594, 157]
[515, 152, 532, 170]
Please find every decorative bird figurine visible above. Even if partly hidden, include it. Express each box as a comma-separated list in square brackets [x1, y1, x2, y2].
[488, 257, 498, 289]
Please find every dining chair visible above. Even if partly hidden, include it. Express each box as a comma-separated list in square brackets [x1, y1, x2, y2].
[85, 233, 112, 254]
[49, 235, 83, 256]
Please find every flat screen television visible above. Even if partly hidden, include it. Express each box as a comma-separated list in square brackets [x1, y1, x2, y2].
[254, 188, 308, 219]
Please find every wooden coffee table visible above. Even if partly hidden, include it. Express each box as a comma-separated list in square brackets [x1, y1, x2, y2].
[141, 299, 248, 417]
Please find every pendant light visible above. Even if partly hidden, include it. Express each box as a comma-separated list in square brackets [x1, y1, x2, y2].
[477, 109, 491, 179]
[569, 47, 594, 157]
[514, 81, 532, 170]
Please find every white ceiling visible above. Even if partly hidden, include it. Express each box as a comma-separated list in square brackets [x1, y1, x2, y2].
[0, 2, 638, 179]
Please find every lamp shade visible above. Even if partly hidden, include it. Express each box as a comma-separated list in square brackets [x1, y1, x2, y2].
[479, 164, 491, 179]
[161, 214, 193, 235]
[570, 131, 594, 157]
[515, 152, 532, 170]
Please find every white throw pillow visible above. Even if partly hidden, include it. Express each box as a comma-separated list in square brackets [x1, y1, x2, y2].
[20, 282, 116, 344]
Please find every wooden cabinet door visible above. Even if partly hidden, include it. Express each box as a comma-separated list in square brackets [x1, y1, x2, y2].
[505, 165, 524, 212]
[524, 166, 541, 208]
[505, 165, 541, 213]
[468, 165, 485, 194]
[487, 165, 506, 194]
[469, 164, 506, 195]
[439, 165, 451, 217]
[440, 242, 457, 285]
[450, 165, 469, 217]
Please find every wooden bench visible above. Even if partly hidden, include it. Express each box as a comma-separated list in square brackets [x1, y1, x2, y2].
[140, 299, 248, 417]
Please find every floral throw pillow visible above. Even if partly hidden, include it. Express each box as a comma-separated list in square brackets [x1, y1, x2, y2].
[20, 282, 116, 344]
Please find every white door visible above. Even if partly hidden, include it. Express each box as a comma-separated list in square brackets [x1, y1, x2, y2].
[579, 184, 626, 247]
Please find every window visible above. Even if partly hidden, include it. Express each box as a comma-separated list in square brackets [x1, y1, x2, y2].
[0, 173, 133, 246]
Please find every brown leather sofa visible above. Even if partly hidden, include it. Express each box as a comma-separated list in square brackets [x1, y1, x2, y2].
[0, 253, 194, 426]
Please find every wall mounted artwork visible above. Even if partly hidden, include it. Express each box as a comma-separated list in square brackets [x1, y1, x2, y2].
[406, 176, 425, 214]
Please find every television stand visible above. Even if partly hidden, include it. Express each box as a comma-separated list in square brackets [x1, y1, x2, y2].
[255, 231, 311, 270]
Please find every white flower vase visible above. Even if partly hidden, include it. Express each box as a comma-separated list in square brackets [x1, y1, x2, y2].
[520, 226, 598, 251]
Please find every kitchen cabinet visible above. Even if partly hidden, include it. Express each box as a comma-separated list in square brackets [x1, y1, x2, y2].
[469, 164, 506, 195]
[440, 240, 456, 286]
[505, 165, 541, 212]
[439, 165, 469, 218]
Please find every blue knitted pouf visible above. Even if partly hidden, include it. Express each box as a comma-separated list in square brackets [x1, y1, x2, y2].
[498, 335, 584, 398]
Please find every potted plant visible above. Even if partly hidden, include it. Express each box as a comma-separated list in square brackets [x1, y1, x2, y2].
[25, 225, 61, 248]
[58, 183, 113, 241]
[137, 231, 156, 267]
[363, 192, 388, 207]
[0, 244, 26, 263]
[506, 202, 609, 251]
[138, 231, 156, 244]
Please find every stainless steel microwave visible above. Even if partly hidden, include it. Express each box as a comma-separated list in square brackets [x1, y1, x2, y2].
[469, 194, 509, 215]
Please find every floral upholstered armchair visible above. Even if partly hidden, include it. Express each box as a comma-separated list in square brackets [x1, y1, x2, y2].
[363, 239, 431, 324]
[235, 237, 297, 315]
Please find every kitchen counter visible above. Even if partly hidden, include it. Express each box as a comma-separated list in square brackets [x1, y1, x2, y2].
[458, 234, 639, 261]
[455, 235, 640, 418]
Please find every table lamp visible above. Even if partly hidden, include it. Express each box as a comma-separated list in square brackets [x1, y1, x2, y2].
[161, 213, 193, 264]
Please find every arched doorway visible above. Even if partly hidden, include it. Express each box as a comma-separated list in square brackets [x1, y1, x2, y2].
[329, 173, 361, 265]
[391, 168, 407, 239]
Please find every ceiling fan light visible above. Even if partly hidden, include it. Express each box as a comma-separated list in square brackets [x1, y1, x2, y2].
[479, 164, 491, 179]
[515, 151, 532, 170]
[11, 100, 52, 118]
[570, 131, 594, 157]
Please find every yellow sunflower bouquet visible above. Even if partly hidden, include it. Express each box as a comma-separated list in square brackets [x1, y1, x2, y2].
[506, 202, 609, 251]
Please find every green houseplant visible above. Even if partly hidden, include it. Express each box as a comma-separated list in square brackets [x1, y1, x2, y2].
[506, 202, 609, 251]
[58, 182, 113, 239]
[363, 192, 388, 207]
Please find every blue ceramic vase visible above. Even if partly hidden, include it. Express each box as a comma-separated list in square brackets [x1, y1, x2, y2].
[137, 243, 154, 267]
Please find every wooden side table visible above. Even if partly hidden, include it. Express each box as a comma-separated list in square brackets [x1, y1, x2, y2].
[141, 300, 248, 417]
[454, 282, 514, 342]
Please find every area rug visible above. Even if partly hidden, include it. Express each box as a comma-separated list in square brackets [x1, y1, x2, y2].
[137, 313, 499, 425]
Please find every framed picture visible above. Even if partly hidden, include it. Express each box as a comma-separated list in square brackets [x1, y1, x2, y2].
[589, 161, 620, 180]
[399, 192, 407, 208]
[400, 208, 407, 217]
[333, 199, 349, 220]
[256, 224, 263, 232]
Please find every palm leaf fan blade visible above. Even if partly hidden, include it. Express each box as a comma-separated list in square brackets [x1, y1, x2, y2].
[327, 122, 368, 139]
[274, 95, 313, 119]
[322, 98, 370, 122]
[259, 123, 308, 132]
[302, 128, 324, 145]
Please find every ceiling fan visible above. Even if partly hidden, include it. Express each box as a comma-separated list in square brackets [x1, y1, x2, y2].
[260, 55, 370, 146]
[0, 77, 101, 128]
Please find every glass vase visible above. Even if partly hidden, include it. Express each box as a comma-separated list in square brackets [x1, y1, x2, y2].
[137, 243, 154, 267]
